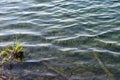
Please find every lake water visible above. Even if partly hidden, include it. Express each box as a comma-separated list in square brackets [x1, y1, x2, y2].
[0, 0, 120, 80]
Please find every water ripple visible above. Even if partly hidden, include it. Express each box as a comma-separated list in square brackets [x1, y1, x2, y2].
[0, 29, 41, 36]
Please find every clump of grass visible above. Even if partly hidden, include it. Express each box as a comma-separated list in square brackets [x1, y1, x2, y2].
[0, 41, 24, 65]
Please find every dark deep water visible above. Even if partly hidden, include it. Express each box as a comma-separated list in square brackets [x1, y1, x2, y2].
[0, 0, 120, 80]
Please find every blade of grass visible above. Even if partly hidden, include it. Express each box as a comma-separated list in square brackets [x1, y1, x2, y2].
[93, 52, 114, 80]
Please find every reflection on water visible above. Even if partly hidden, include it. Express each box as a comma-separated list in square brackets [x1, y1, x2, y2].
[0, 0, 120, 79]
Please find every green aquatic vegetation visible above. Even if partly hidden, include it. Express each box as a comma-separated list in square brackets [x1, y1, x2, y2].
[0, 41, 25, 65]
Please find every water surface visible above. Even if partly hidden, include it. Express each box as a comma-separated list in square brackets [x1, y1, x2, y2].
[0, 0, 120, 80]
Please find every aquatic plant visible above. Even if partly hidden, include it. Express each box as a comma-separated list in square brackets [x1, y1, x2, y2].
[0, 41, 24, 65]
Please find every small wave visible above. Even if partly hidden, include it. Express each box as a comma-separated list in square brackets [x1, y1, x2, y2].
[24, 43, 52, 47]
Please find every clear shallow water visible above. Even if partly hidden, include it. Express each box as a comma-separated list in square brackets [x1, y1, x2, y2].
[0, 0, 120, 80]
